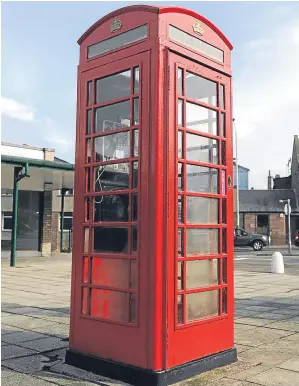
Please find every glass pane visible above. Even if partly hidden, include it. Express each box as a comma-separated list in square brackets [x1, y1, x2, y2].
[133, 67, 140, 94]
[130, 260, 137, 288]
[177, 295, 184, 325]
[178, 195, 184, 223]
[186, 133, 218, 164]
[85, 197, 90, 222]
[219, 113, 225, 137]
[178, 99, 183, 126]
[222, 258, 227, 284]
[186, 164, 218, 193]
[187, 290, 220, 322]
[132, 193, 138, 221]
[132, 226, 137, 252]
[169, 25, 224, 63]
[84, 227, 89, 253]
[186, 102, 217, 135]
[178, 262, 183, 290]
[94, 194, 129, 222]
[222, 288, 227, 314]
[132, 162, 138, 189]
[187, 196, 219, 224]
[178, 68, 183, 96]
[186, 259, 219, 289]
[83, 257, 89, 283]
[129, 293, 136, 323]
[178, 163, 183, 190]
[82, 287, 89, 315]
[222, 228, 227, 254]
[219, 85, 225, 109]
[95, 132, 130, 162]
[86, 110, 92, 135]
[88, 24, 148, 59]
[86, 139, 92, 163]
[178, 130, 183, 159]
[222, 199, 227, 224]
[91, 289, 127, 322]
[95, 163, 129, 192]
[221, 141, 226, 165]
[222, 170, 226, 195]
[87, 81, 92, 106]
[92, 257, 129, 288]
[178, 228, 184, 256]
[94, 227, 128, 253]
[132, 129, 139, 156]
[187, 228, 219, 255]
[95, 101, 130, 134]
[133, 98, 139, 125]
[85, 168, 90, 192]
[186, 72, 217, 106]
[96, 70, 130, 104]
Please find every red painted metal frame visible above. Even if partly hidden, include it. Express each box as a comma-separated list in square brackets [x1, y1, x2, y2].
[166, 52, 234, 368]
[70, 4, 233, 374]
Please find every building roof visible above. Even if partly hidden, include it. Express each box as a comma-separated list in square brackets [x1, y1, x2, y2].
[233, 161, 250, 171]
[239, 189, 298, 213]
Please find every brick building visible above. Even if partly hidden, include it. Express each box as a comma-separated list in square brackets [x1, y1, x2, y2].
[1, 142, 74, 258]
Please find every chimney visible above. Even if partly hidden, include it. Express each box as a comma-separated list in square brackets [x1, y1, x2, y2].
[268, 170, 272, 190]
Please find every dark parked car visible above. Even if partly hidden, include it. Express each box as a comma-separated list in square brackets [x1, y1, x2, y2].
[294, 230, 299, 247]
[234, 228, 271, 251]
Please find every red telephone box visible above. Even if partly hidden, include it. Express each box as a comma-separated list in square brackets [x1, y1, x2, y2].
[66, 5, 236, 385]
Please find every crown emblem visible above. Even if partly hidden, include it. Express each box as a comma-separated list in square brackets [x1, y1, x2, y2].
[192, 20, 204, 36]
[110, 17, 122, 33]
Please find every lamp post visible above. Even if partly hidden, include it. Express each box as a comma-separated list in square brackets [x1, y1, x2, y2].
[233, 118, 240, 228]
[279, 199, 292, 254]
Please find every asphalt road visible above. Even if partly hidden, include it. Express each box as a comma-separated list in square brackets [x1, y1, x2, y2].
[234, 247, 299, 276]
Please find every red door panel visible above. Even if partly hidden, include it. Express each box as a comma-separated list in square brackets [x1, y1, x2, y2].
[70, 51, 150, 368]
[166, 52, 234, 368]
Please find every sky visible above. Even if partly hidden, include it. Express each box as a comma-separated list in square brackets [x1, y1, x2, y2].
[2, 1, 299, 189]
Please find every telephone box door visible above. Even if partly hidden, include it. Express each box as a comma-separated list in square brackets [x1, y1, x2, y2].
[167, 52, 234, 368]
[71, 51, 150, 368]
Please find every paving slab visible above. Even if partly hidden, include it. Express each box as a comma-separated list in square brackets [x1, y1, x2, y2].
[1, 367, 56, 386]
[2, 330, 50, 344]
[248, 367, 299, 386]
[235, 325, 291, 347]
[18, 336, 68, 352]
[2, 353, 50, 374]
[1, 344, 37, 360]
[278, 356, 299, 372]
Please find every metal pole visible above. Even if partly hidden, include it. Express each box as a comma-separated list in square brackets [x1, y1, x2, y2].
[233, 119, 240, 228]
[10, 167, 22, 267]
[287, 199, 292, 254]
[60, 189, 66, 251]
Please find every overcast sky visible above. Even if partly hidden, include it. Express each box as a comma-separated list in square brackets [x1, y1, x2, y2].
[2, 1, 299, 189]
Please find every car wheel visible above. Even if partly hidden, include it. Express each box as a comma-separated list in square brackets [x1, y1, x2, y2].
[253, 240, 263, 251]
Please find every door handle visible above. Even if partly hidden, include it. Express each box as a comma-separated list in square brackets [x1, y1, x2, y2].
[228, 175, 232, 189]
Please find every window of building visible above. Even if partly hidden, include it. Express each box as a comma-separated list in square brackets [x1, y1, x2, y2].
[257, 214, 269, 235]
[60, 212, 73, 231]
[2, 212, 13, 230]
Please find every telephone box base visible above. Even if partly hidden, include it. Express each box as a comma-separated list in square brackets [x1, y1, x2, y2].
[65, 348, 237, 386]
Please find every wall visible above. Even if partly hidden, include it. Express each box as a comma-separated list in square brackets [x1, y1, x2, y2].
[233, 164, 249, 190]
[242, 213, 286, 245]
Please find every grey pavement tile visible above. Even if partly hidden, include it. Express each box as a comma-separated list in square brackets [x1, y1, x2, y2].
[280, 333, 299, 343]
[1, 324, 21, 334]
[49, 362, 126, 385]
[1, 344, 37, 360]
[2, 331, 50, 344]
[248, 367, 299, 386]
[1, 367, 56, 386]
[268, 319, 299, 332]
[2, 353, 50, 374]
[226, 362, 272, 381]
[18, 337, 68, 352]
[36, 372, 120, 385]
[235, 317, 273, 327]
[30, 321, 70, 338]
[278, 356, 299, 372]
[235, 344, 254, 353]
[241, 306, 278, 312]
[235, 325, 291, 347]
[253, 312, 294, 321]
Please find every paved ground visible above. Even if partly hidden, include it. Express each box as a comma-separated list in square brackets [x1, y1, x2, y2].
[1, 254, 299, 386]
